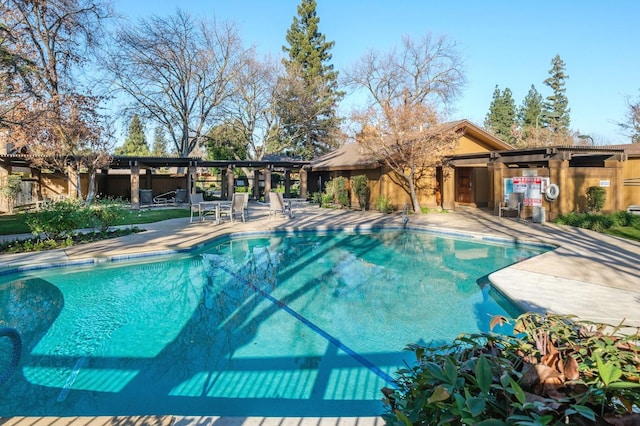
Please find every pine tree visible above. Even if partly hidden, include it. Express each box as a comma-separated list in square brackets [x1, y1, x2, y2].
[519, 85, 544, 128]
[116, 114, 150, 156]
[277, 0, 343, 160]
[484, 85, 517, 144]
[515, 84, 545, 145]
[151, 126, 168, 156]
[543, 54, 570, 134]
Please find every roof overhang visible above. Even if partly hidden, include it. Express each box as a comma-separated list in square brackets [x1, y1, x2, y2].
[0, 155, 311, 171]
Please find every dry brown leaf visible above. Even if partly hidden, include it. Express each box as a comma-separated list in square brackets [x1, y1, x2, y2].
[563, 355, 580, 380]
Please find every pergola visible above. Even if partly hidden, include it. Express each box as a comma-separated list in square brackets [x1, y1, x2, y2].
[0, 154, 311, 210]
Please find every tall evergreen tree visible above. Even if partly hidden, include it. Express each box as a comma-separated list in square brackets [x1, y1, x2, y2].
[484, 85, 517, 144]
[151, 126, 168, 156]
[516, 84, 545, 145]
[518, 84, 544, 128]
[543, 54, 570, 134]
[277, 0, 343, 160]
[204, 120, 248, 160]
[115, 114, 150, 156]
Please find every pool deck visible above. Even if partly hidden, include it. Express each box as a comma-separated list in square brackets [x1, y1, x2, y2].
[1, 203, 639, 426]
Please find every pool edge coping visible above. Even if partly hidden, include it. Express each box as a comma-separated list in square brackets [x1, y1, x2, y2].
[0, 223, 556, 278]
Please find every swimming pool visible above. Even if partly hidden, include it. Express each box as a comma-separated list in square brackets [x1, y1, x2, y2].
[0, 229, 547, 417]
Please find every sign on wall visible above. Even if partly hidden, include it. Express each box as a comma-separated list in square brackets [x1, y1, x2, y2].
[504, 176, 550, 207]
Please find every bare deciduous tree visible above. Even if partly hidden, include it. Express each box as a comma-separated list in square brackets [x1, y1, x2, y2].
[104, 10, 244, 157]
[618, 92, 640, 143]
[0, 0, 113, 199]
[226, 52, 283, 161]
[344, 33, 466, 212]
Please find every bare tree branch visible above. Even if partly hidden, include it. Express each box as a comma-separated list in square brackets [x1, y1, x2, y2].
[103, 10, 244, 156]
[344, 33, 465, 212]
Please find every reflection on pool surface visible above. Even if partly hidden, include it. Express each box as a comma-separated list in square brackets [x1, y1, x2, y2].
[0, 230, 547, 417]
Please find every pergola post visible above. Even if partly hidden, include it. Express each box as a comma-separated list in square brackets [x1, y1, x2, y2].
[264, 167, 272, 194]
[226, 165, 234, 200]
[253, 169, 260, 200]
[188, 162, 197, 198]
[130, 160, 140, 210]
[284, 169, 291, 197]
[548, 158, 569, 220]
[221, 168, 227, 199]
[299, 167, 308, 199]
[489, 161, 506, 213]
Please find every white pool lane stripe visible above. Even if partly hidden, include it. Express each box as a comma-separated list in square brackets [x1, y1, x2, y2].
[57, 356, 86, 402]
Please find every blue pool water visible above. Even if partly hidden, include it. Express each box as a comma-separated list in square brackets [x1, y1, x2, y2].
[0, 230, 547, 417]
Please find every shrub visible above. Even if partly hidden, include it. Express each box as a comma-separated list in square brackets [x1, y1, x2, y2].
[321, 192, 333, 207]
[24, 198, 89, 240]
[579, 212, 614, 232]
[610, 210, 640, 229]
[88, 198, 127, 232]
[311, 192, 322, 205]
[350, 175, 369, 210]
[322, 177, 349, 208]
[586, 186, 606, 213]
[383, 312, 640, 425]
[333, 177, 349, 208]
[375, 195, 393, 213]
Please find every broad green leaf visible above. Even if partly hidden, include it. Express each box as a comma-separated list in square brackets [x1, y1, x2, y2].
[509, 378, 526, 404]
[476, 355, 492, 394]
[453, 393, 467, 415]
[596, 354, 622, 386]
[424, 361, 447, 382]
[427, 385, 450, 403]
[466, 396, 486, 417]
[605, 381, 640, 389]
[567, 404, 596, 421]
[444, 357, 459, 385]
[394, 410, 412, 426]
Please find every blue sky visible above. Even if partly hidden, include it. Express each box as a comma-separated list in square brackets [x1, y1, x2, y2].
[113, 0, 639, 145]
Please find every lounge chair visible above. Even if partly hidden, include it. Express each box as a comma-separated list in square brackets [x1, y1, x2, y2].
[219, 193, 246, 223]
[499, 192, 523, 220]
[268, 192, 291, 219]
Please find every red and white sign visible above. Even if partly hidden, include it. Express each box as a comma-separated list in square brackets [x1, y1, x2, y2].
[512, 177, 543, 207]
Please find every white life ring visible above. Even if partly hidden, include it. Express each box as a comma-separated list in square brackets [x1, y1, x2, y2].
[545, 184, 560, 201]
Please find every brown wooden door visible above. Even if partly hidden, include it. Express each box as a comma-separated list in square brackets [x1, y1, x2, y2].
[457, 168, 473, 203]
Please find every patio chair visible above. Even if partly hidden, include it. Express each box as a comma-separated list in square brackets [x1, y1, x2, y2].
[268, 192, 292, 219]
[189, 193, 218, 223]
[219, 193, 246, 223]
[237, 192, 249, 220]
[499, 192, 523, 220]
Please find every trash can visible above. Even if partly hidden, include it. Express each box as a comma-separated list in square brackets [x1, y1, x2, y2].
[139, 189, 153, 204]
[175, 188, 188, 204]
[532, 206, 546, 223]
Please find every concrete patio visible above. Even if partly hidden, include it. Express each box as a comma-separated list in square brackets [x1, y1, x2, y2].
[1, 202, 639, 425]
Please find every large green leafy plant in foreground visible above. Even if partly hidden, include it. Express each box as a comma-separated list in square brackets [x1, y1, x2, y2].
[383, 313, 640, 425]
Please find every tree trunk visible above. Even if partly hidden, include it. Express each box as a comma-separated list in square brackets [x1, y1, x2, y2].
[75, 167, 83, 199]
[406, 172, 421, 213]
[86, 171, 96, 203]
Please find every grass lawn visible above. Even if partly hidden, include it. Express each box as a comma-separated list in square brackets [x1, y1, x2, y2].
[604, 226, 640, 242]
[0, 208, 190, 236]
